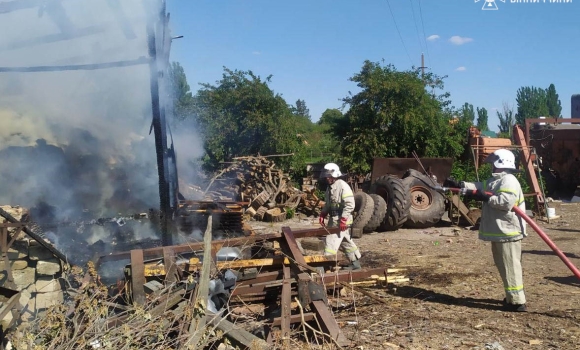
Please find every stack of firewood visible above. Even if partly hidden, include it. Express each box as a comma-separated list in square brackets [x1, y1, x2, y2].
[202, 156, 322, 221]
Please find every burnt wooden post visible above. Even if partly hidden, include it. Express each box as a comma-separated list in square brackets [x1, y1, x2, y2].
[146, 0, 174, 246]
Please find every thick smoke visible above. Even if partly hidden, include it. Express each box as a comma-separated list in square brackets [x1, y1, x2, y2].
[0, 0, 205, 262]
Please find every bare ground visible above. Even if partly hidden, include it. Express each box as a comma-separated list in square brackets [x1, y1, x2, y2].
[255, 202, 580, 349]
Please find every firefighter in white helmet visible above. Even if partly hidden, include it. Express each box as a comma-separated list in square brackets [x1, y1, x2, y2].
[450, 149, 527, 312]
[318, 163, 362, 270]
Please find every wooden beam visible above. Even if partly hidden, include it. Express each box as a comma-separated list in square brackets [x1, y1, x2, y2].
[280, 266, 292, 345]
[97, 226, 340, 264]
[207, 313, 269, 350]
[140, 254, 337, 277]
[129, 250, 145, 305]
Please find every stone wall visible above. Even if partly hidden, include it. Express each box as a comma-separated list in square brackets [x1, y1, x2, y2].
[1, 205, 65, 331]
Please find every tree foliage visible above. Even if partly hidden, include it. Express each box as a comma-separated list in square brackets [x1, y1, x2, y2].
[461, 103, 475, 125]
[515, 86, 549, 125]
[497, 102, 515, 138]
[191, 67, 307, 174]
[476, 107, 489, 131]
[546, 83, 562, 118]
[168, 62, 195, 122]
[333, 60, 466, 174]
[292, 99, 311, 120]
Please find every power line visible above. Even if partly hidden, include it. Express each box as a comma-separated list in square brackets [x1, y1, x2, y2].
[386, 0, 414, 67]
[417, 0, 432, 71]
[408, 0, 424, 53]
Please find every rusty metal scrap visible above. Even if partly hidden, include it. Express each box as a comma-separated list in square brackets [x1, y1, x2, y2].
[111, 225, 408, 347]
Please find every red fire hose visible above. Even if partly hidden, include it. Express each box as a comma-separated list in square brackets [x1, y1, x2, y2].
[439, 186, 580, 281]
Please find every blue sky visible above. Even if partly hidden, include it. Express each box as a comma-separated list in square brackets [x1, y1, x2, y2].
[167, 0, 579, 132]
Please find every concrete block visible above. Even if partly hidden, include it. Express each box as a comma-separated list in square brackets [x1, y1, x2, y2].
[35, 291, 64, 310]
[9, 260, 28, 270]
[35, 278, 63, 293]
[36, 259, 61, 276]
[7, 240, 28, 260]
[12, 267, 35, 290]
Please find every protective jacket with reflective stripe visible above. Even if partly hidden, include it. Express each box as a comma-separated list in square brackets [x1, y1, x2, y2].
[321, 179, 355, 226]
[463, 172, 527, 242]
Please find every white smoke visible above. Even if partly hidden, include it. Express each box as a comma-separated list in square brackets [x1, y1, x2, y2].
[0, 0, 206, 264]
[0, 0, 204, 218]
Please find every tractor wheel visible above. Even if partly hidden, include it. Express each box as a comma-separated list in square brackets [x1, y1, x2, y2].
[364, 194, 387, 233]
[402, 170, 446, 228]
[370, 175, 411, 231]
[351, 192, 374, 238]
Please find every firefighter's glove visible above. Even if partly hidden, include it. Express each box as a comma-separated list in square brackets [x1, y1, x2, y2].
[443, 177, 462, 189]
[319, 213, 327, 227]
[471, 190, 491, 202]
[339, 217, 348, 232]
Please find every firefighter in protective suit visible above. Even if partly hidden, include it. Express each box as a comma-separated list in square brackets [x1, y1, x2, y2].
[451, 149, 527, 312]
[318, 163, 362, 270]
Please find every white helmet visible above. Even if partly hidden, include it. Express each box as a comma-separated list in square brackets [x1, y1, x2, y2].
[320, 162, 342, 178]
[484, 149, 516, 171]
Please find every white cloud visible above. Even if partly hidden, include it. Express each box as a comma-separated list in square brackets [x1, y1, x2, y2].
[455, 66, 466, 71]
[252, 51, 261, 55]
[449, 36, 473, 45]
[426, 34, 440, 41]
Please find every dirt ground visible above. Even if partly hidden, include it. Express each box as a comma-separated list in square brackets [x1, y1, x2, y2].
[252, 201, 580, 349]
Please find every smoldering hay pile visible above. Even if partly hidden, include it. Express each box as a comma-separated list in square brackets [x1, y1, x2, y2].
[0, 0, 204, 265]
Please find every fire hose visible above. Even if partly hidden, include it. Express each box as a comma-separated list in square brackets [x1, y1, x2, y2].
[427, 184, 580, 281]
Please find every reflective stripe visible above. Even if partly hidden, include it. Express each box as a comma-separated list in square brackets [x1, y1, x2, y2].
[505, 285, 524, 292]
[479, 231, 522, 237]
[345, 247, 359, 253]
[342, 192, 354, 199]
[325, 247, 337, 254]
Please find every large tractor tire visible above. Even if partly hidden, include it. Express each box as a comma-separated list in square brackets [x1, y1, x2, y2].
[369, 175, 411, 231]
[364, 194, 387, 233]
[351, 192, 374, 238]
[402, 169, 446, 229]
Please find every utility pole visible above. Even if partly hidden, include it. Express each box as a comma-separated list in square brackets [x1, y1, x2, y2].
[419, 52, 427, 82]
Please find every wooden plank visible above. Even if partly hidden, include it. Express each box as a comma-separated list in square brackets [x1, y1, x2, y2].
[450, 194, 475, 226]
[129, 250, 146, 305]
[513, 124, 545, 213]
[311, 300, 350, 347]
[141, 254, 337, 277]
[97, 226, 341, 264]
[187, 216, 213, 346]
[280, 266, 292, 345]
[207, 313, 269, 350]
[272, 312, 316, 326]
[162, 247, 178, 283]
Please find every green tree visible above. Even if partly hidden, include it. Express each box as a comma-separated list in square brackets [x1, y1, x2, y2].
[335, 60, 464, 174]
[476, 107, 489, 131]
[461, 103, 475, 125]
[515, 86, 549, 125]
[546, 83, 562, 118]
[497, 102, 515, 138]
[192, 67, 307, 173]
[292, 99, 311, 120]
[168, 62, 195, 122]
